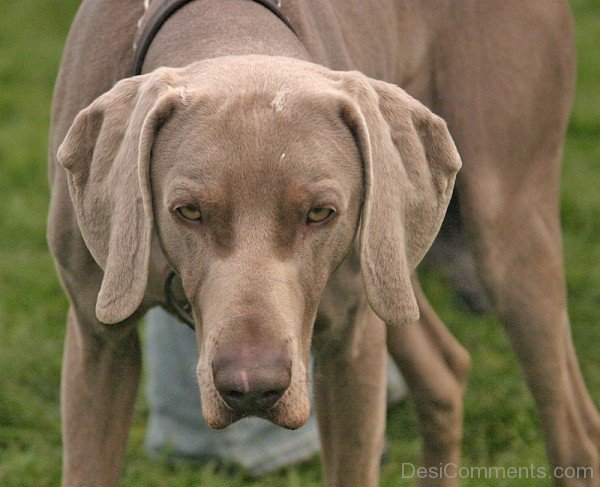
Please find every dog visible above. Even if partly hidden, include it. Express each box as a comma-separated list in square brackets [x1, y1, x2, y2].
[48, 0, 599, 485]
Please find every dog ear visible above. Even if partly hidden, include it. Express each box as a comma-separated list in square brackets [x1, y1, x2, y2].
[57, 68, 185, 324]
[339, 74, 462, 326]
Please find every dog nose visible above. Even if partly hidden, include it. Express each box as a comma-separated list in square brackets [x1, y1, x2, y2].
[213, 356, 291, 413]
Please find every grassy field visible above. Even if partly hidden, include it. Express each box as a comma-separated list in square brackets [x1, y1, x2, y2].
[0, 1, 598, 485]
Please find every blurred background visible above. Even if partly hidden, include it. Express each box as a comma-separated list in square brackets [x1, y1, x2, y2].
[0, 1, 598, 485]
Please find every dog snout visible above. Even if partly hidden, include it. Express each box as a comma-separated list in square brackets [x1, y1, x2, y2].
[212, 350, 291, 414]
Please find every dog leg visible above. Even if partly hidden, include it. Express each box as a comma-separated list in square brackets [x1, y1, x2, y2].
[61, 304, 141, 486]
[432, 4, 599, 483]
[565, 327, 600, 451]
[313, 300, 387, 487]
[466, 194, 599, 486]
[387, 277, 471, 486]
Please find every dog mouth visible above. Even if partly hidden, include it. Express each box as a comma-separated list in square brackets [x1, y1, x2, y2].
[197, 359, 311, 430]
[217, 388, 285, 415]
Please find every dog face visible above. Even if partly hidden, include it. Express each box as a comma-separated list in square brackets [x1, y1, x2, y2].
[151, 82, 363, 427]
[57, 56, 461, 429]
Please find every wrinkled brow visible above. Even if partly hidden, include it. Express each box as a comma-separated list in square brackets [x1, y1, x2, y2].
[286, 180, 349, 212]
[163, 179, 226, 208]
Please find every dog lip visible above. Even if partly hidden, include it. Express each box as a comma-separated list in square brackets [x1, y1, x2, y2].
[201, 372, 308, 429]
[217, 385, 288, 415]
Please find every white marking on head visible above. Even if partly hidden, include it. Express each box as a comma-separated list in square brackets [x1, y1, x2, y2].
[270, 90, 289, 112]
[279, 153, 286, 162]
[178, 87, 189, 106]
[166, 85, 189, 106]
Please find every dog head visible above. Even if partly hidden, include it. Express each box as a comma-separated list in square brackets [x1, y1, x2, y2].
[57, 56, 461, 429]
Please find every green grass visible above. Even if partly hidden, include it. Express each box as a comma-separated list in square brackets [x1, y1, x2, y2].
[1, 1, 599, 485]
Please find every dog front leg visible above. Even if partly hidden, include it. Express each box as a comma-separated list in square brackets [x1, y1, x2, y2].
[61, 306, 141, 487]
[387, 277, 471, 487]
[314, 300, 387, 487]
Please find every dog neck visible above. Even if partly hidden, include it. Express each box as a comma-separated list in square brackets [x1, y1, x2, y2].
[137, 0, 310, 74]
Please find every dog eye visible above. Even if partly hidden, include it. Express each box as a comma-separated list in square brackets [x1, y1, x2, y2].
[177, 204, 202, 221]
[307, 207, 334, 224]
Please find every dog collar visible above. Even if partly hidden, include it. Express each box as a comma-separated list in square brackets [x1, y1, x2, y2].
[164, 270, 196, 329]
[132, 0, 298, 76]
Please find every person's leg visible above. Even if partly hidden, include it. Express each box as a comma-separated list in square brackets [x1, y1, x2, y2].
[144, 308, 221, 460]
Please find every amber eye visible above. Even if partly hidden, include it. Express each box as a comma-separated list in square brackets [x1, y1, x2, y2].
[307, 207, 334, 224]
[177, 204, 202, 221]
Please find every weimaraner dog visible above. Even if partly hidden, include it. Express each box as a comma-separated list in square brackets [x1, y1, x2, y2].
[48, 0, 599, 485]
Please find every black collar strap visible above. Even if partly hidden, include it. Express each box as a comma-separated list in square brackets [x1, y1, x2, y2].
[164, 271, 196, 329]
[132, 0, 298, 76]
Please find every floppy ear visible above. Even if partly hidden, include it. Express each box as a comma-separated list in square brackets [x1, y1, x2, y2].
[57, 68, 185, 324]
[339, 74, 462, 326]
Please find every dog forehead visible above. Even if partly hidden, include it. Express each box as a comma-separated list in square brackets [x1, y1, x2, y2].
[152, 56, 359, 194]
[158, 88, 353, 173]
[156, 106, 354, 192]
[156, 56, 348, 145]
